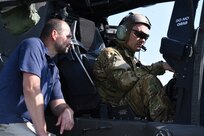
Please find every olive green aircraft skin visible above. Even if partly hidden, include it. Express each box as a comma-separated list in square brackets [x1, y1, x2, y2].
[0, 0, 204, 136]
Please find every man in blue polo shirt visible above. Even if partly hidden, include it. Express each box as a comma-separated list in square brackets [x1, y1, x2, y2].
[0, 19, 74, 136]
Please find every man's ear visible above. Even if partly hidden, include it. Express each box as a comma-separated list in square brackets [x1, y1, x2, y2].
[51, 30, 58, 40]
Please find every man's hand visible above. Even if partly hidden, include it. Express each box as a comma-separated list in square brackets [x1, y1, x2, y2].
[56, 107, 74, 135]
[50, 99, 74, 135]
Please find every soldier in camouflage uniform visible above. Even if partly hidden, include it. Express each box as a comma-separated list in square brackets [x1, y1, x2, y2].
[93, 12, 175, 122]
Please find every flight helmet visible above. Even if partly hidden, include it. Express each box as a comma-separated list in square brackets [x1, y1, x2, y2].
[116, 12, 151, 41]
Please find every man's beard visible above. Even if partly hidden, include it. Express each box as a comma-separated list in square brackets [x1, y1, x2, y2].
[55, 44, 67, 54]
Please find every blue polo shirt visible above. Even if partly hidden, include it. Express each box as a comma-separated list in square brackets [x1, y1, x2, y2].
[0, 37, 64, 123]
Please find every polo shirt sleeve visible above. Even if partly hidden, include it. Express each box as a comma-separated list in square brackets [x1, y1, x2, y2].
[18, 39, 43, 77]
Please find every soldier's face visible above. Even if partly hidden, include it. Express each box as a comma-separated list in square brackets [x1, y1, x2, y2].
[125, 24, 150, 52]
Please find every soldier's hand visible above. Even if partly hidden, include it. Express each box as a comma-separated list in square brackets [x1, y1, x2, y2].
[162, 62, 175, 72]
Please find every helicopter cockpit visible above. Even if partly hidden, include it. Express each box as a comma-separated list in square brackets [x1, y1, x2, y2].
[0, 0, 204, 136]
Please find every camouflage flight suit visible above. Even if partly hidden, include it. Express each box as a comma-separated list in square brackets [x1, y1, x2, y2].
[93, 43, 175, 122]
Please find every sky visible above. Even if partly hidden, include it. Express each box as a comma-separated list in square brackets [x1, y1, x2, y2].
[108, 1, 203, 85]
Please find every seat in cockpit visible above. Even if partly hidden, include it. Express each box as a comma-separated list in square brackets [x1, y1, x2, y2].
[56, 17, 105, 116]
